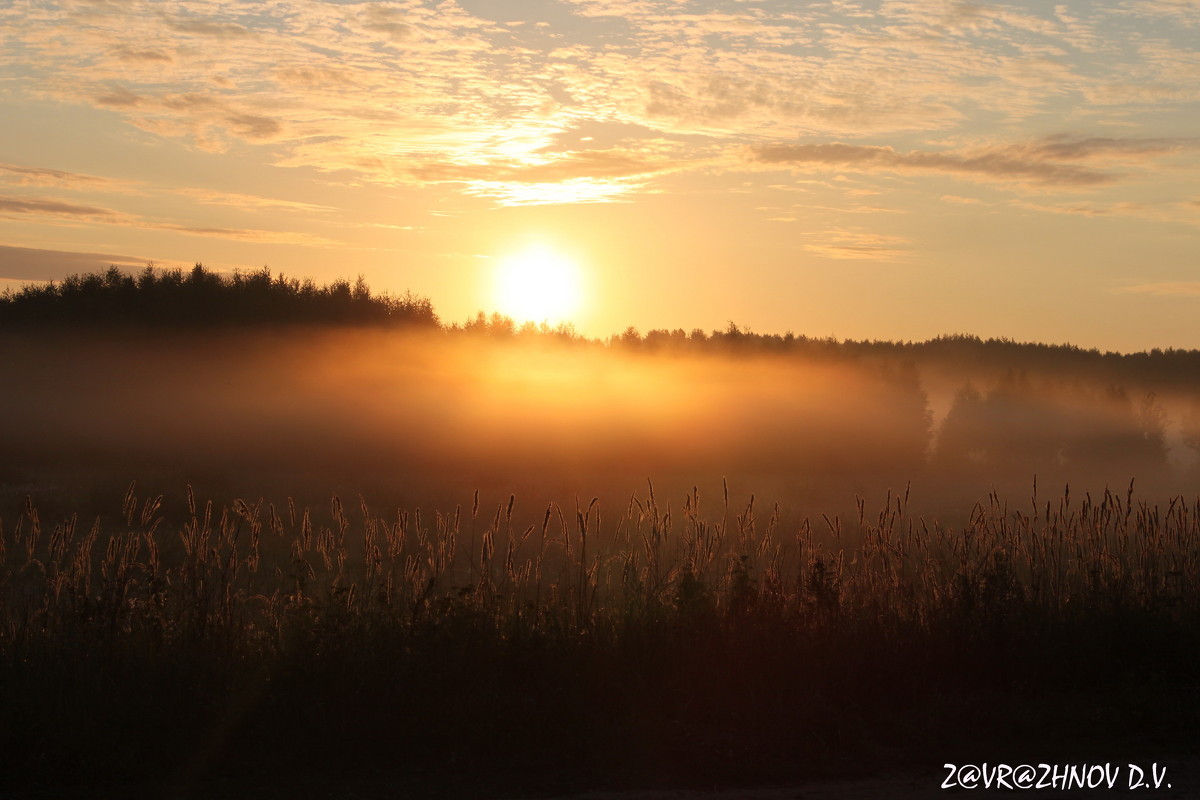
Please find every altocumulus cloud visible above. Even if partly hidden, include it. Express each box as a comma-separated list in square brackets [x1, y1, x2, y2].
[1, 0, 1198, 215]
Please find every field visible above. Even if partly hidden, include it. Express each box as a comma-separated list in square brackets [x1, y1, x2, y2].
[5, 474, 1199, 798]
[3, 273, 1200, 798]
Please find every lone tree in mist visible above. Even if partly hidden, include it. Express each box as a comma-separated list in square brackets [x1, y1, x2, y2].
[0, 264, 439, 329]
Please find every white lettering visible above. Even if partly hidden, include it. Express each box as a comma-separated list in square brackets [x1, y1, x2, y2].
[1013, 764, 1037, 789]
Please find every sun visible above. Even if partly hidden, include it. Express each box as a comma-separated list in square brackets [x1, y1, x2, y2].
[493, 244, 582, 325]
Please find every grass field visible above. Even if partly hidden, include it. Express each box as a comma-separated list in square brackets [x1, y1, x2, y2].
[3, 477, 1198, 797]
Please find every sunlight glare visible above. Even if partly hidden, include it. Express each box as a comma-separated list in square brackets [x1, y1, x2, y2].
[494, 244, 583, 325]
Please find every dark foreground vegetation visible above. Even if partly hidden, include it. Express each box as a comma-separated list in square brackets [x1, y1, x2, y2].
[2, 482, 1199, 797]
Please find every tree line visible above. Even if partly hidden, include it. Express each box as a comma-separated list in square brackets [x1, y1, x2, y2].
[0, 264, 438, 329]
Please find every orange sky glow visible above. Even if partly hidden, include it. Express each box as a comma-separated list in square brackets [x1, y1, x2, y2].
[1, 0, 1198, 350]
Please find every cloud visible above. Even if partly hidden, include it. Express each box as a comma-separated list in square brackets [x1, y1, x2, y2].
[173, 188, 336, 213]
[403, 148, 678, 204]
[781, 202, 904, 215]
[360, 5, 414, 42]
[1114, 281, 1200, 297]
[94, 90, 290, 146]
[1110, 0, 1200, 27]
[146, 223, 334, 245]
[1012, 198, 1200, 226]
[2, 0, 1197, 208]
[224, 113, 283, 140]
[0, 193, 334, 245]
[112, 47, 172, 63]
[0, 245, 148, 282]
[93, 87, 143, 108]
[409, 150, 671, 185]
[749, 140, 1123, 187]
[274, 66, 359, 90]
[804, 229, 911, 261]
[461, 178, 646, 206]
[1025, 135, 1191, 161]
[167, 17, 254, 39]
[0, 1, 1070, 171]
[0, 163, 126, 189]
[1012, 199, 1140, 216]
[0, 195, 116, 217]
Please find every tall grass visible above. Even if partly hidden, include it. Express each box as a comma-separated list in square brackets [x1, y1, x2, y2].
[3, 480, 1199, 795]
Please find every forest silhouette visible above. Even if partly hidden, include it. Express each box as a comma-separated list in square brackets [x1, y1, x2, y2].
[0, 264, 439, 329]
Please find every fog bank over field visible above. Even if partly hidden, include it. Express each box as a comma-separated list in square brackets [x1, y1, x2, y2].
[3, 327, 1197, 530]
[1, 329, 922, 501]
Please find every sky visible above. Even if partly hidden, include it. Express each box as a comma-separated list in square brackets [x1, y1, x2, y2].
[0, 0, 1198, 351]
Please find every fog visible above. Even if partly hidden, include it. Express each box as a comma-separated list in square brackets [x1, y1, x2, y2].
[2, 328, 1196, 531]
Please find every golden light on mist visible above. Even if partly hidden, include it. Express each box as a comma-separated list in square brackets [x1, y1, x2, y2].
[493, 243, 583, 325]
